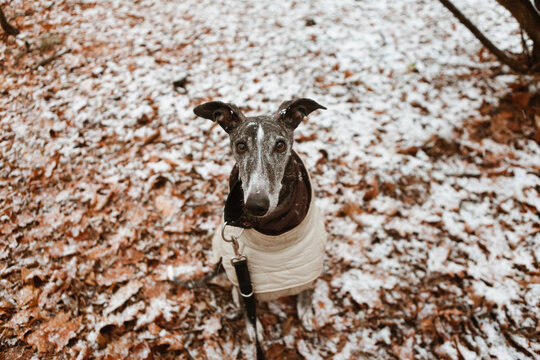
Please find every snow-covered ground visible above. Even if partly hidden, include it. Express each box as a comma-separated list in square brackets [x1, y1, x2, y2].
[1, 0, 539, 359]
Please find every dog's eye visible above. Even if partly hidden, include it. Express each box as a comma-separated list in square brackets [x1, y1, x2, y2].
[275, 141, 286, 152]
[236, 142, 247, 153]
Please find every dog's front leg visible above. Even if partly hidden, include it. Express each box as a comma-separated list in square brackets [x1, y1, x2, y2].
[234, 288, 264, 342]
[244, 312, 264, 343]
[296, 289, 315, 331]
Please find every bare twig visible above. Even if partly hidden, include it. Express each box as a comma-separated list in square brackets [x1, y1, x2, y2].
[0, 6, 19, 36]
[520, 27, 531, 66]
[438, 0, 528, 73]
[33, 48, 71, 69]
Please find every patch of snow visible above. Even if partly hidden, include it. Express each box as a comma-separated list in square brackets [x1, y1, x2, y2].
[332, 269, 398, 306]
[104, 280, 143, 315]
[136, 295, 180, 329]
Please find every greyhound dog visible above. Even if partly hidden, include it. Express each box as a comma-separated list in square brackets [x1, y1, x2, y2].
[193, 98, 327, 335]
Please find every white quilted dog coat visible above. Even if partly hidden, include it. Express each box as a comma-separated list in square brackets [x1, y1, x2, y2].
[211, 168, 327, 301]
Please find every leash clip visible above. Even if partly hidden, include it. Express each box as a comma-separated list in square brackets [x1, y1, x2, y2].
[221, 222, 244, 260]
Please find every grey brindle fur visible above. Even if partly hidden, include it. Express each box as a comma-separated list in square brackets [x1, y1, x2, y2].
[194, 98, 326, 218]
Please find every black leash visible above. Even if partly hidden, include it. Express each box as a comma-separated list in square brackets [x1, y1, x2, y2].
[173, 206, 265, 359]
[221, 223, 265, 360]
[232, 255, 265, 360]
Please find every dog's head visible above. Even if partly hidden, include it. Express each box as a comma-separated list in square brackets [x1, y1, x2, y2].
[194, 98, 325, 217]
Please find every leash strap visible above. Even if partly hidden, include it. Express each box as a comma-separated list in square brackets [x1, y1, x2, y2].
[232, 256, 265, 360]
[222, 222, 265, 359]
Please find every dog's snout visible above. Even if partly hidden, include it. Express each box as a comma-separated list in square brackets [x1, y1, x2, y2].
[245, 194, 270, 216]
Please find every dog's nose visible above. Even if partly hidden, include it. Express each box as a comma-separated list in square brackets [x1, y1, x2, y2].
[245, 194, 270, 216]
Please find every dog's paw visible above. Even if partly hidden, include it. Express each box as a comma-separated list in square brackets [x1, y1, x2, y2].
[296, 290, 315, 332]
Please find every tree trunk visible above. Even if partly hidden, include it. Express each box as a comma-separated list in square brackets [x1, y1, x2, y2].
[497, 0, 540, 62]
[0, 6, 19, 36]
[438, 0, 527, 72]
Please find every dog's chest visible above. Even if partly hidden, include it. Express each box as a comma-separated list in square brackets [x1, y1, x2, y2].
[211, 200, 327, 300]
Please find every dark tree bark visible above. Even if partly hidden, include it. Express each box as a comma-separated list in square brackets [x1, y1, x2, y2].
[496, 0, 540, 61]
[0, 6, 19, 36]
[438, 0, 528, 73]
[496, 0, 540, 46]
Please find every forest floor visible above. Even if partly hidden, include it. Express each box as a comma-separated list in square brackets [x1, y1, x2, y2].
[1, 0, 539, 359]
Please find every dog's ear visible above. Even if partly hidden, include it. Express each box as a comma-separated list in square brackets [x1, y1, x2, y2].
[193, 101, 245, 133]
[277, 98, 326, 130]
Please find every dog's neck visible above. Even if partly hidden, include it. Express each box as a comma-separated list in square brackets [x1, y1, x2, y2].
[226, 151, 311, 235]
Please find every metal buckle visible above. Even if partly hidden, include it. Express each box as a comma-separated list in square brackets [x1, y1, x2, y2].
[240, 289, 254, 297]
[230, 254, 247, 264]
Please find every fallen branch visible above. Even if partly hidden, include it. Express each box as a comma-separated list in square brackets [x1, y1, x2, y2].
[33, 48, 71, 69]
[0, 6, 19, 36]
[438, 0, 528, 73]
